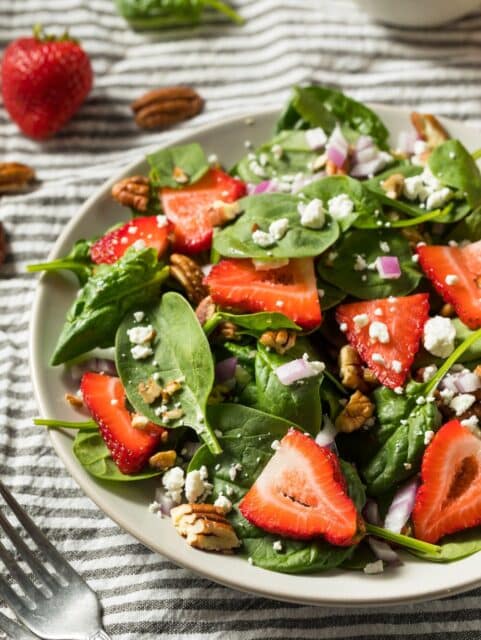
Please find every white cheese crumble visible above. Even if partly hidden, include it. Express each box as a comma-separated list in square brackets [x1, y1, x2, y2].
[272, 540, 283, 552]
[403, 174, 428, 201]
[461, 415, 480, 430]
[423, 316, 456, 358]
[353, 313, 369, 329]
[426, 187, 452, 211]
[445, 274, 459, 286]
[269, 217, 289, 241]
[184, 466, 212, 503]
[162, 466, 185, 504]
[305, 127, 327, 150]
[127, 324, 155, 345]
[363, 560, 384, 575]
[369, 321, 390, 344]
[449, 393, 476, 416]
[133, 311, 145, 322]
[298, 198, 326, 229]
[328, 194, 354, 221]
[130, 344, 153, 360]
[229, 463, 243, 481]
[271, 440, 280, 451]
[214, 495, 232, 513]
[353, 254, 368, 271]
[379, 241, 390, 253]
[424, 430, 435, 446]
[371, 353, 386, 366]
[156, 214, 168, 228]
[391, 360, 402, 374]
[302, 352, 326, 376]
[252, 229, 275, 248]
[422, 365, 438, 382]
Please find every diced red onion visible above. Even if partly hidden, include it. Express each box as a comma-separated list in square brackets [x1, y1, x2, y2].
[397, 130, 418, 155]
[215, 357, 238, 383]
[454, 372, 481, 394]
[363, 499, 381, 526]
[247, 180, 279, 195]
[353, 145, 379, 165]
[376, 256, 402, 280]
[305, 127, 327, 150]
[326, 126, 349, 168]
[315, 416, 337, 447]
[154, 488, 177, 516]
[439, 374, 458, 392]
[275, 358, 322, 386]
[355, 135, 375, 152]
[384, 476, 419, 534]
[368, 537, 402, 566]
[68, 358, 117, 382]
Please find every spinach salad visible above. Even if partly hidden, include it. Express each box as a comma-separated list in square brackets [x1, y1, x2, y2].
[31, 86, 481, 575]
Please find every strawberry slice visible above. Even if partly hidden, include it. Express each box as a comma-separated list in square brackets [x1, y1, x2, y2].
[160, 168, 247, 254]
[417, 240, 481, 329]
[80, 372, 164, 474]
[239, 430, 359, 545]
[205, 258, 321, 330]
[336, 293, 429, 389]
[413, 419, 481, 544]
[90, 216, 171, 265]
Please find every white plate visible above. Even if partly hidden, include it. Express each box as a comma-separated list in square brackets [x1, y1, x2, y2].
[30, 105, 481, 607]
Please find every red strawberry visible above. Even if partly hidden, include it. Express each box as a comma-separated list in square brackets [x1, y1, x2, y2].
[160, 168, 247, 254]
[412, 419, 481, 544]
[90, 216, 171, 264]
[239, 430, 359, 545]
[205, 258, 321, 330]
[336, 293, 429, 390]
[1, 26, 92, 140]
[417, 240, 481, 329]
[80, 373, 164, 474]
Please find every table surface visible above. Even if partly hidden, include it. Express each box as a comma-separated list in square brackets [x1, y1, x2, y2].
[2, 1, 481, 638]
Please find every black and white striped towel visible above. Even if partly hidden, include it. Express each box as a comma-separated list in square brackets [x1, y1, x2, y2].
[2, 1, 481, 637]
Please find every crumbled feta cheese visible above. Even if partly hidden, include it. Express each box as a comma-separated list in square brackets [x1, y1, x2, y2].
[461, 415, 480, 430]
[298, 198, 326, 229]
[403, 462, 412, 470]
[272, 540, 283, 552]
[207, 153, 218, 165]
[450, 393, 476, 416]
[445, 274, 459, 286]
[371, 353, 386, 366]
[439, 387, 455, 403]
[252, 229, 275, 248]
[214, 494, 232, 513]
[271, 144, 283, 160]
[416, 396, 426, 405]
[353, 313, 369, 329]
[131, 239, 146, 251]
[184, 467, 212, 503]
[363, 560, 384, 575]
[423, 316, 456, 358]
[394, 386, 403, 395]
[133, 311, 145, 322]
[391, 360, 402, 374]
[421, 167, 442, 190]
[424, 430, 435, 445]
[269, 217, 289, 241]
[156, 215, 168, 228]
[128, 225, 138, 234]
[248, 160, 267, 178]
[229, 463, 242, 481]
[369, 321, 390, 344]
[379, 241, 390, 253]
[426, 187, 452, 211]
[374, 307, 383, 317]
[130, 344, 153, 360]
[403, 174, 428, 201]
[252, 258, 289, 271]
[422, 365, 438, 382]
[353, 254, 368, 271]
[271, 440, 280, 451]
[127, 324, 155, 345]
[339, 322, 348, 332]
[305, 127, 327, 150]
[162, 466, 185, 504]
[328, 194, 354, 221]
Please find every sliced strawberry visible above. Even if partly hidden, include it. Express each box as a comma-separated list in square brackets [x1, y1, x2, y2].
[418, 240, 481, 329]
[336, 293, 430, 390]
[413, 419, 481, 544]
[80, 372, 164, 474]
[160, 168, 247, 254]
[90, 216, 171, 264]
[239, 430, 359, 545]
[205, 258, 321, 331]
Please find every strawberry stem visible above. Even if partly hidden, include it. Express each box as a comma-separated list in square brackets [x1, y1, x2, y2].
[203, 0, 245, 24]
[366, 523, 441, 555]
[202, 313, 222, 335]
[32, 23, 77, 44]
[388, 207, 447, 228]
[34, 418, 98, 431]
[425, 326, 481, 397]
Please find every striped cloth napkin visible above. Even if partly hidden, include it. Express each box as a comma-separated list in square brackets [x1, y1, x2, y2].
[2, 0, 481, 637]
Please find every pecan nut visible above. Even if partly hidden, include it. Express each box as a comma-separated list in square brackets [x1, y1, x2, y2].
[335, 390, 375, 433]
[132, 86, 204, 131]
[0, 162, 35, 194]
[195, 295, 217, 325]
[338, 345, 376, 393]
[381, 173, 405, 200]
[259, 329, 297, 355]
[111, 176, 150, 212]
[411, 112, 449, 149]
[149, 450, 176, 471]
[171, 503, 240, 552]
[170, 253, 209, 305]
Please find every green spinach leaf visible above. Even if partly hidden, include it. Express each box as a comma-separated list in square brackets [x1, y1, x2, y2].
[27, 239, 93, 285]
[51, 248, 169, 366]
[317, 229, 421, 299]
[317, 280, 346, 310]
[213, 193, 339, 259]
[116, 291, 221, 454]
[148, 143, 209, 188]
[447, 207, 481, 243]
[429, 140, 481, 210]
[115, 0, 244, 28]
[203, 310, 301, 337]
[409, 527, 481, 563]
[73, 431, 162, 481]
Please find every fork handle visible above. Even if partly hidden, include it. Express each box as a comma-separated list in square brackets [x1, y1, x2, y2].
[89, 631, 112, 640]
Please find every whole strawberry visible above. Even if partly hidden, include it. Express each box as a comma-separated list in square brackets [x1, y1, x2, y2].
[1, 25, 93, 140]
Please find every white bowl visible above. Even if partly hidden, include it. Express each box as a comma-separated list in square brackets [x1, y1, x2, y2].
[354, 0, 481, 27]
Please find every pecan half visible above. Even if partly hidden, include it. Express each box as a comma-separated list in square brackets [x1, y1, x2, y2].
[259, 329, 297, 355]
[111, 176, 150, 212]
[170, 253, 208, 305]
[195, 295, 217, 325]
[381, 173, 405, 200]
[149, 449, 176, 471]
[171, 503, 240, 552]
[338, 345, 376, 393]
[335, 390, 375, 433]
[0, 162, 35, 194]
[411, 112, 449, 149]
[132, 86, 204, 131]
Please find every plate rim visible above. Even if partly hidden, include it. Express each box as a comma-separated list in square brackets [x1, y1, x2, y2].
[29, 104, 481, 607]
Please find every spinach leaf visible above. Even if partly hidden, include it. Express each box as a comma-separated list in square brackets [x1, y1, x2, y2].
[277, 86, 389, 149]
[147, 143, 209, 188]
[301, 175, 382, 231]
[51, 248, 169, 366]
[236, 130, 319, 184]
[73, 431, 162, 481]
[409, 528, 481, 563]
[340, 460, 366, 512]
[317, 280, 346, 310]
[206, 402, 296, 439]
[317, 229, 421, 299]
[213, 193, 339, 259]
[115, 0, 244, 28]
[429, 140, 481, 210]
[203, 310, 301, 337]
[447, 207, 481, 243]
[254, 340, 323, 434]
[116, 291, 221, 454]
[27, 239, 93, 285]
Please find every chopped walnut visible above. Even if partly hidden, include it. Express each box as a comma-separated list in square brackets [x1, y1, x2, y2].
[195, 295, 217, 325]
[138, 378, 163, 404]
[64, 393, 83, 409]
[213, 320, 239, 342]
[259, 329, 297, 355]
[149, 449, 176, 471]
[111, 176, 150, 212]
[411, 112, 449, 149]
[171, 503, 241, 552]
[335, 390, 375, 433]
[381, 173, 405, 200]
[339, 345, 370, 392]
[163, 408, 184, 422]
[170, 253, 209, 305]
[131, 414, 150, 429]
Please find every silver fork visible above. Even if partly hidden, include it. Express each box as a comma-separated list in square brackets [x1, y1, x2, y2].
[0, 481, 112, 640]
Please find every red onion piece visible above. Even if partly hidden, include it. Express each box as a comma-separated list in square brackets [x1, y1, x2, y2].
[215, 357, 238, 383]
[154, 488, 177, 516]
[368, 537, 402, 566]
[454, 371, 481, 393]
[305, 127, 327, 150]
[247, 180, 278, 195]
[376, 256, 401, 280]
[275, 358, 324, 386]
[397, 130, 418, 155]
[363, 499, 382, 526]
[326, 126, 349, 168]
[384, 476, 419, 534]
[356, 135, 375, 152]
